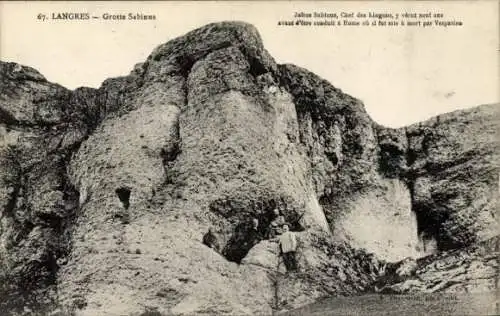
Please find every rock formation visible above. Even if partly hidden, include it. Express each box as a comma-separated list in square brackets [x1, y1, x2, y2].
[0, 22, 498, 315]
[375, 236, 499, 294]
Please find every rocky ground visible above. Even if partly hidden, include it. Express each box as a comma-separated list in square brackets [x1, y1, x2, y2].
[0, 22, 498, 315]
[282, 236, 499, 315]
[281, 292, 498, 316]
[374, 236, 499, 295]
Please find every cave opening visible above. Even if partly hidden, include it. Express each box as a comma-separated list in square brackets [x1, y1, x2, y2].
[209, 198, 305, 263]
[378, 143, 405, 178]
[222, 221, 262, 263]
[115, 187, 131, 210]
[248, 57, 268, 78]
[415, 209, 440, 238]
[413, 206, 466, 254]
[414, 209, 440, 255]
[325, 151, 339, 166]
[406, 148, 418, 166]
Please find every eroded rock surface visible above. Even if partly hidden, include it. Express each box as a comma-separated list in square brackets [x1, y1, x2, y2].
[375, 236, 499, 295]
[1, 22, 498, 315]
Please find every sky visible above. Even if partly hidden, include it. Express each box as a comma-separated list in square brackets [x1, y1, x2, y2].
[0, 1, 498, 127]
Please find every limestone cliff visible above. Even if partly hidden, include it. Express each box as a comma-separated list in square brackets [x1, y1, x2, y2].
[0, 22, 498, 315]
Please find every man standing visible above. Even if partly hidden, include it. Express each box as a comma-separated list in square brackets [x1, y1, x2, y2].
[278, 224, 298, 271]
